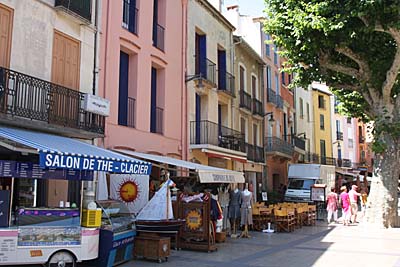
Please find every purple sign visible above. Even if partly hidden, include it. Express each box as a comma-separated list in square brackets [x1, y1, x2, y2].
[18, 209, 80, 217]
[0, 160, 93, 181]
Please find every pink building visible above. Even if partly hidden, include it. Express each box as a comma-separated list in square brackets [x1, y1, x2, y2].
[99, 1, 186, 159]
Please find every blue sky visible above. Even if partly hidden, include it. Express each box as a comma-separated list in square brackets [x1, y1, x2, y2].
[222, 0, 266, 17]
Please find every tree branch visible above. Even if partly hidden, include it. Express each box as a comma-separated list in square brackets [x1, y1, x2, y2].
[382, 27, 400, 103]
[329, 82, 373, 107]
[319, 54, 361, 79]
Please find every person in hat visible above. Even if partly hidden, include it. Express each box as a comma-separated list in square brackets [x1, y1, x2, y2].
[339, 186, 351, 226]
[348, 184, 361, 223]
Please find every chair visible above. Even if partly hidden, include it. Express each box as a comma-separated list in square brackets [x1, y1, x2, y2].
[274, 208, 295, 232]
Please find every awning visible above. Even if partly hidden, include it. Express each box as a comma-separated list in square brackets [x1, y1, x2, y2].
[114, 149, 245, 183]
[0, 127, 151, 175]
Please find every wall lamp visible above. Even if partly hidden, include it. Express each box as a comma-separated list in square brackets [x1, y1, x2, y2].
[185, 73, 204, 89]
[263, 112, 275, 122]
[297, 132, 307, 139]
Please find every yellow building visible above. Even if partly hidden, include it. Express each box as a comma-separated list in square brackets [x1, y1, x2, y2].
[312, 83, 334, 164]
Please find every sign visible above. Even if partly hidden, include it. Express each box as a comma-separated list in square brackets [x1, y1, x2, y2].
[82, 93, 110, 116]
[39, 152, 152, 175]
[185, 209, 202, 231]
[0, 190, 10, 227]
[311, 185, 326, 202]
[0, 160, 93, 181]
[262, 192, 268, 201]
[18, 227, 81, 246]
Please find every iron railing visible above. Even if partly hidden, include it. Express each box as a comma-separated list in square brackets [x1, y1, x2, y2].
[153, 23, 165, 51]
[292, 136, 306, 151]
[0, 66, 105, 134]
[252, 98, 263, 116]
[336, 131, 343, 141]
[195, 56, 216, 85]
[276, 94, 283, 109]
[265, 137, 293, 157]
[267, 88, 276, 104]
[321, 156, 336, 166]
[122, 0, 138, 34]
[127, 97, 135, 128]
[55, 0, 92, 21]
[217, 71, 235, 96]
[239, 90, 252, 111]
[305, 153, 320, 163]
[155, 107, 163, 134]
[246, 143, 255, 162]
[190, 120, 245, 153]
[255, 145, 264, 162]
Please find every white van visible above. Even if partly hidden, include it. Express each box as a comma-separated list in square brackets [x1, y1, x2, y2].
[284, 164, 335, 202]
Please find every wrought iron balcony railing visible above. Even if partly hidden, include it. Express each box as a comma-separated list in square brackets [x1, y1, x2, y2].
[305, 152, 320, 163]
[252, 98, 263, 116]
[0, 66, 105, 135]
[336, 131, 343, 141]
[155, 107, 163, 134]
[190, 120, 245, 153]
[246, 143, 255, 162]
[292, 136, 306, 151]
[276, 94, 283, 109]
[127, 97, 135, 128]
[255, 144, 264, 163]
[55, 0, 92, 22]
[265, 137, 293, 157]
[267, 88, 276, 104]
[153, 23, 165, 51]
[195, 56, 216, 85]
[239, 90, 252, 111]
[122, 0, 138, 34]
[217, 71, 235, 96]
[320, 156, 336, 166]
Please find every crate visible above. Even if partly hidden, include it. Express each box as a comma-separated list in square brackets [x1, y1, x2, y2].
[215, 231, 226, 243]
[81, 209, 102, 227]
[134, 236, 170, 263]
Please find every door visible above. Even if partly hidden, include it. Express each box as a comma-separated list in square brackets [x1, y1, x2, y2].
[0, 4, 13, 112]
[50, 31, 80, 127]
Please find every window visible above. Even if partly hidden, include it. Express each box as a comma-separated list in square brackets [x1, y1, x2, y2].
[265, 34, 271, 57]
[320, 140, 326, 158]
[266, 66, 271, 89]
[347, 117, 352, 124]
[150, 66, 164, 134]
[320, 114, 324, 130]
[118, 51, 136, 128]
[239, 65, 245, 91]
[299, 98, 304, 118]
[253, 124, 258, 145]
[0, 3, 13, 68]
[152, 0, 165, 50]
[217, 49, 227, 90]
[252, 75, 257, 98]
[318, 95, 325, 109]
[273, 44, 278, 65]
[306, 103, 310, 122]
[288, 179, 315, 190]
[348, 139, 354, 148]
[122, 0, 138, 34]
[195, 33, 207, 77]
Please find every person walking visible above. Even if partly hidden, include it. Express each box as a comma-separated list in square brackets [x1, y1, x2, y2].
[348, 185, 361, 223]
[339, 186, 351, 226]
[326, 187, 338, 224]
[361, 186, 368, 217]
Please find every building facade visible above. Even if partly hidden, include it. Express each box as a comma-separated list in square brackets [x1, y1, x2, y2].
[99, 0, 185, 163]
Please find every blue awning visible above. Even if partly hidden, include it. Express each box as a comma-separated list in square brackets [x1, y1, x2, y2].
[0, 126, 151, 175]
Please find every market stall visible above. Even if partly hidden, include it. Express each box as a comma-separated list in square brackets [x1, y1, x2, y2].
[0, 127, 151, 266]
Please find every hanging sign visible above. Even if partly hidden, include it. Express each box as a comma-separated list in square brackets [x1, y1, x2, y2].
[39, 152, 151, 175]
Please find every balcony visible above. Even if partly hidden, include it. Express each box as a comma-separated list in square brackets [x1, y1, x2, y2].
[359, 136, 365, 143]
[122, 0, 138, 35]
[276, 95, 283, 109]
[305, 152, 320, 163]
[127, 97, 135, 128]
[320, 156, 336, 166]
[153, 23, 165, 51]
[267, 88, 276, 104]
[190, 120, 245, 153]
[0, 66, 105, 137]
[245, 143, 264, 163]
[252, 98, 263, 116]
[292, 136, 305, 151]
[336, 131, 343, 141]
[195, 57, 216, 85]
[217, 71, 235, 96]
[150, 107, 163, 134]
[265, 137, 293, 158]
[239, 90, 252, 111]
[55, 0, 92, 22]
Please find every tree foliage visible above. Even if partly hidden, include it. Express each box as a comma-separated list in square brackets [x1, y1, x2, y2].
[263, 0, 400, 142]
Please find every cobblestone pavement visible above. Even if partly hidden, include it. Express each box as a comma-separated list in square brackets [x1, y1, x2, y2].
[122, 221, 400, 267]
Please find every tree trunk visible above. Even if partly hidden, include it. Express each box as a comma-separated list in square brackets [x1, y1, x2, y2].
[365, 133, 400, 228]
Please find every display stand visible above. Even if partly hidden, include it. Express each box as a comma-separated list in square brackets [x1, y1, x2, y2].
[175, 193, 217, 252]
[310, 184, 326, 220]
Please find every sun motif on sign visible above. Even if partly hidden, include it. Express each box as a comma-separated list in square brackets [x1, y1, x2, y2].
[185, 209, 202, 230]
[118, 179, 140, 204]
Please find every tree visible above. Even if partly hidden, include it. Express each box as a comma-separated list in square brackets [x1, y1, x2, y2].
[263, 0, 400, 227]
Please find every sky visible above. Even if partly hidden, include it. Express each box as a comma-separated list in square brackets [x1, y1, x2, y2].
[222, 0, 266, 17]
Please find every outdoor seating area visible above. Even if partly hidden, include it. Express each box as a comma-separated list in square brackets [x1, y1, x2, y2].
[252, 202, 317, 232]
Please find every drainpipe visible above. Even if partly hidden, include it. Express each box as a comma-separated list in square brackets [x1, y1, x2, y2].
[92, 0, 99, 96]
[181, 0, 188, 161]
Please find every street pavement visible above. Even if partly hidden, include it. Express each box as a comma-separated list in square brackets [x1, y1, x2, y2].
[123, 220, 400, 267]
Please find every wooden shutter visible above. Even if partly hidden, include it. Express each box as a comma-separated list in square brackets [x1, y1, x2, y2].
[51, 31, 80, 90]
[0, 4, 13, 68]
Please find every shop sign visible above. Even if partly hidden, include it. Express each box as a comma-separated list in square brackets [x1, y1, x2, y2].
[18, 227, 81, 246]
[211, 174, 236, 182]
[185, 209, 202, 231]
[82, 93, 110, 116]
[0, 160, 93, 181]
[112, 236, 135, 249]
[40, 152, 151, 175]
